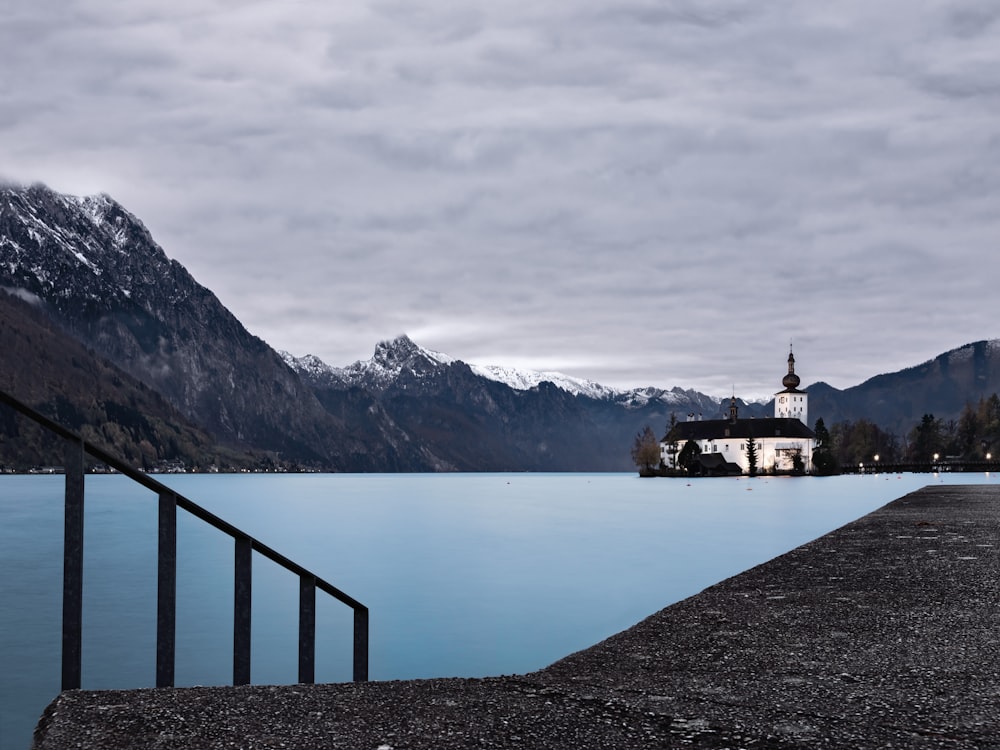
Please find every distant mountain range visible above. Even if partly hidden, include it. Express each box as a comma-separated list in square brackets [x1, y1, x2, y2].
[1, 183, 998, 471]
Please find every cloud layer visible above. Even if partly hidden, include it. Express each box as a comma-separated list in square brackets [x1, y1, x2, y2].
[4, 0, 999, 397]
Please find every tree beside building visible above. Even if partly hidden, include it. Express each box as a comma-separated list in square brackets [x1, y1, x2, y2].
[745, 426, 758, 477]
[631, 425, 661, 475]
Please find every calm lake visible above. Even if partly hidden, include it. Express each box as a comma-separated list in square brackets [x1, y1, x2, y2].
[1, 471, 996, 747]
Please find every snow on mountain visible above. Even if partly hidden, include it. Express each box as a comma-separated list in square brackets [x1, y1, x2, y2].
[467, 363, 618, 400]
[279, 351, 337, 380]
[0, 184, 167, 308]
[282, 335, 451, 389]
[284, 334, 726, 410]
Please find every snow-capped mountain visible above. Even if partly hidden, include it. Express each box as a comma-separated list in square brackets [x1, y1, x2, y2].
[467, 363, 618, 400]
[467, 365, 727, 413]
[284, 334, 728, 414]
[283, 335, 457, 392]
[1, 185, 175, 313]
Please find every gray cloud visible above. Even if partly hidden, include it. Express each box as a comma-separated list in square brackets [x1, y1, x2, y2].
[3, 0, 998, 399]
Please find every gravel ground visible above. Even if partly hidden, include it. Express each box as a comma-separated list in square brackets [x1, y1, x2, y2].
[32, 484, 1000, 749]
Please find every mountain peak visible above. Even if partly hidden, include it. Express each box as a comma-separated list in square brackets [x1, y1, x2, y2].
[279, 351, 335, 380]
[283, 335, 457, 391]
[371, 334, 453, 371]
[0, 182, 166, 306]
[354, 334, 455, 388]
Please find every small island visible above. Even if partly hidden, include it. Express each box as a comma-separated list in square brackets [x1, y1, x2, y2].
[634, 349, 815, 477]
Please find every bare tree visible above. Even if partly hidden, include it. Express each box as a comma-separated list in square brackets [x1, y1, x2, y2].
[631, 425, 660, 474]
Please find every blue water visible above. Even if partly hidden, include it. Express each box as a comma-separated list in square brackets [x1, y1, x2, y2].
[1, 471, 995, 748]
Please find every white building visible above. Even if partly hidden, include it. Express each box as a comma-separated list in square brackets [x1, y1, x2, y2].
[660, 349, 815, 475]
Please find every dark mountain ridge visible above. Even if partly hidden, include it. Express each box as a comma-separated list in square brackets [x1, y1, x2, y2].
[0, 289, 250, 470]
[800, 340, 1000, 437]
[0, 183, 432, 470]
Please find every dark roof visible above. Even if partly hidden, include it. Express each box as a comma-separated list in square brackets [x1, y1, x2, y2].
[696, 453, 744, 475]
[663, 418, 815, 442]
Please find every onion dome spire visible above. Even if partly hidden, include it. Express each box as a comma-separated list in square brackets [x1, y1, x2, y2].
[782, 346, 801, 390]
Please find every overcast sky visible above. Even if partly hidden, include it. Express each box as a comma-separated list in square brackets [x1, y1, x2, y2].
[4, 0, 999, 399]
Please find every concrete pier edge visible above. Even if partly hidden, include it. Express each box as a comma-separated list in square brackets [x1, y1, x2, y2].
[32, 485, 1000, 748]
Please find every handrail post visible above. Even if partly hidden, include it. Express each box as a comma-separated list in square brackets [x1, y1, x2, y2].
[62, 437, 85, 691]
[233, 536, 252, 685]
[353, 606, 369, 682]
[298, 574, 316, 684]
[156, 491, 177, 687]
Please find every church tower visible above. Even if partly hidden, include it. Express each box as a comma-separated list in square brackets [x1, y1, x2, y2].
[774, 347, 808, 425]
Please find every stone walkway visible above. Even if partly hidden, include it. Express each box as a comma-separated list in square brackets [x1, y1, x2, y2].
[32, 485, 1000, 749]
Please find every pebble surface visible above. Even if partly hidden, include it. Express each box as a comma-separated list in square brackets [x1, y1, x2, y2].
[32, 484, 1000, 749]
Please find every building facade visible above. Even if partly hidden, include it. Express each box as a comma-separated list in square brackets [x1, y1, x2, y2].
[660, 349, 816, 475]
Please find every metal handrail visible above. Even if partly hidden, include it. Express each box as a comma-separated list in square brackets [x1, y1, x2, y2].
[0, 389, 368, 690]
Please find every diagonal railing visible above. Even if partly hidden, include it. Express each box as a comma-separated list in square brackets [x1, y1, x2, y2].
[0, 390, 368, 690]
